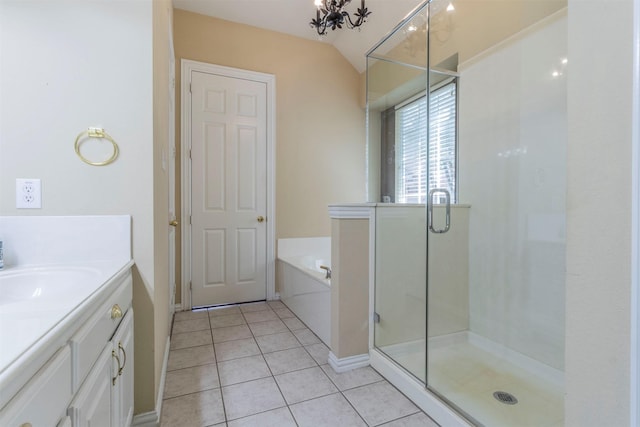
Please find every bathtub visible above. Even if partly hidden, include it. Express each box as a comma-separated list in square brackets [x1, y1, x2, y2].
[277, 237, 331, 345]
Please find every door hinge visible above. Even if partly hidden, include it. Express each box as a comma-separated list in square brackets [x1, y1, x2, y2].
[373, 312, 381, 323]
[189, 149, 192, 159]
[189, 215, 192, 225]
[189, 83, 192, 93]
[189, 282, 192, 290]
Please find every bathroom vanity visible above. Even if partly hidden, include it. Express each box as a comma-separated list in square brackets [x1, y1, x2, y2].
[0, 216, 134, 427]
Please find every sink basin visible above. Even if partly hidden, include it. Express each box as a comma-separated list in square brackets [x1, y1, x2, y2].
[0, 267, 102, 306]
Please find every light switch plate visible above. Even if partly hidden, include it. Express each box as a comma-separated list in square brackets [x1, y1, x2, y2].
[16, 178, 42, 209]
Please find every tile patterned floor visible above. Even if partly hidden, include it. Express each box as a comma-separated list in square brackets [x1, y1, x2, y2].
[160, 301, 439, 427]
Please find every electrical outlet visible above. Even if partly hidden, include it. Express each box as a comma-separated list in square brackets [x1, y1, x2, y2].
[16, 178, 42, 209]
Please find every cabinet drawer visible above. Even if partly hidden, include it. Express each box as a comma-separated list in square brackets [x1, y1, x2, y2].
[70, 273, 132, 392]
[0, 345, 72, 427]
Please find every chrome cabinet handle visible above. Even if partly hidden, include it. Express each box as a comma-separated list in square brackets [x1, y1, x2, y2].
[427, 188, 451, 234]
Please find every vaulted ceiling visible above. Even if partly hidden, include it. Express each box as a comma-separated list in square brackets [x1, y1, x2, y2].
[172, 0, 425, 73]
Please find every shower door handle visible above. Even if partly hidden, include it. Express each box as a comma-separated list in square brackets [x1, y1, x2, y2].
[428, 188, 451, 234]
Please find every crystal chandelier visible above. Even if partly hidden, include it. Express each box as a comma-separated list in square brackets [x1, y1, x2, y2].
[310, 0, 371, 36]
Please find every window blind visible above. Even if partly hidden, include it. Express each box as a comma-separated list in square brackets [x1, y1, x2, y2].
[395, 81, 457, 204]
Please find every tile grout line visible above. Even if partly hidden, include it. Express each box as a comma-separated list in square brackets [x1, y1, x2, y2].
[207, 308, 229, 425]
[243, 305, 301, 427]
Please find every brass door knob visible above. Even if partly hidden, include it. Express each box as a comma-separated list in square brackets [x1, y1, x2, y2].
[169, 220, 178, 227]
[257, 216, 265, 223]
[111, 304, 123, 319]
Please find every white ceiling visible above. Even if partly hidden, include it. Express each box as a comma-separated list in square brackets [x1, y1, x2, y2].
[172, 0, 424, 73]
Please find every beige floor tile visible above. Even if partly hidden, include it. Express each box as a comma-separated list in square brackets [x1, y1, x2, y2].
[218, 355, 271, 386]
[274, 308, 295, 319]
[243, 309, 278, 323]
[304, 343, 329, 365]
[274, 366, 338, 404]
[320, 365, 384, 391]
[172, 317, 211, 334]
[239, 302, 270, 313]
[209, 306, 241, 317]
[255, 331, 301, 353]
[227, 407, 296, 427]
[215, 338, 261, 361]
[210, 314, 246, 329]
[289, 393, 367, 427]
[167, 345, 215, 371]
[248, 319, 288, 336]
[282, 317, 306, 331]
[222, 377, 286, 420]
[164, 363, 220, 399]
[161, 388, 225, 427]
[211, 324, 253, 343]
[266, 300, 286, 310]
[263, 347, 317, 375]
[170, 330, 212, 350]
[174, 309, 209, 322]
[379, 412, 439, 427]
[344, 381, 420, 426]
[293, 328, 321, 345]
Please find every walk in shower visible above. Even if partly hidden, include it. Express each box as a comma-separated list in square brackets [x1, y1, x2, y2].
[367, 1, 567, 425]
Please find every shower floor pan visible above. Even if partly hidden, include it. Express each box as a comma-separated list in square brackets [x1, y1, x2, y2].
[378, 334, 564, 427]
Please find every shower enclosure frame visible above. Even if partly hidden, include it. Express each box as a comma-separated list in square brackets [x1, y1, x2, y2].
[366, 1, 568, 425]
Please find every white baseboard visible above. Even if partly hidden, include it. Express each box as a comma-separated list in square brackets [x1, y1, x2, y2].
[328, 351, 370, 373]
[173, 303, 182, 312]
[131, 336, 171, 427]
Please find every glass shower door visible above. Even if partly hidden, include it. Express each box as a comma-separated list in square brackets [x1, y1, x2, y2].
[425, 0, 567, 425]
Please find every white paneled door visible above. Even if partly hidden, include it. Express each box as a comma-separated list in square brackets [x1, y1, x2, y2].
[190, 70, 267, 307]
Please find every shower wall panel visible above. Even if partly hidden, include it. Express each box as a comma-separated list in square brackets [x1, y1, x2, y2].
[458, 11, 567, 371]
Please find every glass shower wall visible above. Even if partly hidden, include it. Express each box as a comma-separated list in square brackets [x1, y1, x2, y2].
[368, 1, 430, 383]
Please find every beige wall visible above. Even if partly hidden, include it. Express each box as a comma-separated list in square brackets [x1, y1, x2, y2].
[153, 0, 173, 415]
[0, 0, 171, 416]
[331, 218, 370, 358]
[566, 0, 634, 424]
[173, 9, 367, 301]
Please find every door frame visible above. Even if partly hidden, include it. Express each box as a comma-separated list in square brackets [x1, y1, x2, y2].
[180, 59, 276, 310]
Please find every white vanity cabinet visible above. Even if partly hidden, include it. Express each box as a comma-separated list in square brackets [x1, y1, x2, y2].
[68, 274, 133, 427]
[0, 269, 134, 427]
[68, 310, 133, 427]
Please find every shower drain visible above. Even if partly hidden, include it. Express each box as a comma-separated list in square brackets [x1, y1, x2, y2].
[493, 391, 518, 405]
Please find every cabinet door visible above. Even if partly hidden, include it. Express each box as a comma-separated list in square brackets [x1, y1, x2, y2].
[111, 309, 133, 427]
[0, 346, 72, 427]
[68, 344, 113, 427]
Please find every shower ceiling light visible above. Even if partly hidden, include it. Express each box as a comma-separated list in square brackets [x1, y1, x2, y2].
[310, 0, 371, 36]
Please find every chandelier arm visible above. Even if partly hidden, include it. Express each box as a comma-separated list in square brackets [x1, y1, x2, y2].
[342, 8, 369, 29]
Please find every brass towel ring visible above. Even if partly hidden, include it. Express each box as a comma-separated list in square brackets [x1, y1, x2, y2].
[74, 127, 119, 166]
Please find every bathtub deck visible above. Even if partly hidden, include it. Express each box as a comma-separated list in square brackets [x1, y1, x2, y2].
[161, 301, 438, 427]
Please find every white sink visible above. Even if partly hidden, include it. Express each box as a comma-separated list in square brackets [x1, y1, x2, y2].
[0, 267, 101, 306]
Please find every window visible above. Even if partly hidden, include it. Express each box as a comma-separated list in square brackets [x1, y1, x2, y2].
[394, 80, 457, 204]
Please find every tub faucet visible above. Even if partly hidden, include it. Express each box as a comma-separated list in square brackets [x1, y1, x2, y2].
[319, 265, 331, 279]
